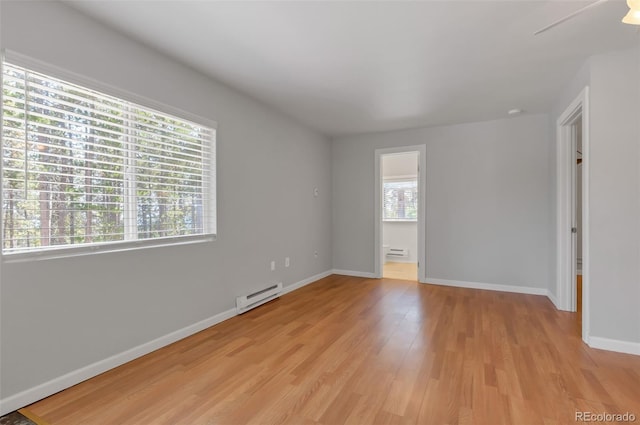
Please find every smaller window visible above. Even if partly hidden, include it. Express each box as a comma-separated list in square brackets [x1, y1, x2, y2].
[383, 179, 418, 221]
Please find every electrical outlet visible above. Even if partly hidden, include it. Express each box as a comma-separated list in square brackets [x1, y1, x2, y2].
[314, 251, 318, 258]
[270, 261, 276, 271]
[285, 257, 290, 267]
[314, 188, 319, 197]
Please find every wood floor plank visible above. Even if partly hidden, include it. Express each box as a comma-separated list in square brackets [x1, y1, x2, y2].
[382, 262, 418, 281]
[24, 275, 640, 424]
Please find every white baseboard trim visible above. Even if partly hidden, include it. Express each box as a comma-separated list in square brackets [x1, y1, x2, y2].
[424, 277, 549, 296]
[547, 290, 560, 308]
[0, 307, 236, 416]
[282, 270, 333, 295]
[0, 270, 333, 416]
[587, 336, 640, 356]
[331, 269, 377, 279]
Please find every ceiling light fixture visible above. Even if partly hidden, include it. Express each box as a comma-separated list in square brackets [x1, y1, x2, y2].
[622, 0, 640, 24]
[508, 109, 522, 116]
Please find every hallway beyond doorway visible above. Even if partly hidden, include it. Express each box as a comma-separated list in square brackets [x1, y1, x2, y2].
[383, 261, 417, 281]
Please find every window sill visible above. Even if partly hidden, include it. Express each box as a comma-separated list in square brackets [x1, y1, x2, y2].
[1, 234, 216, 263]
[382, 219, 418, 223]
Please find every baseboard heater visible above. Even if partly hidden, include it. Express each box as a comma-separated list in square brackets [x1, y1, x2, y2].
[387, 248, 409, 258]
[236, 282, 283, 314]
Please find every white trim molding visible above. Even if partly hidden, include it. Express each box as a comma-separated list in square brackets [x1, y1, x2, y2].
[332, 269, 377, 279]
[374, 145, 427, 283]
[425, 277, 549, 296]
[0, 307, 236, 416]
[0, 269, 333, 416]
[282, 270, 333, 295]
[3, 50, 218, 130]
[547, 290, 560, 309]
[555, 86, 590, 344]
[587, 336, 640, 356]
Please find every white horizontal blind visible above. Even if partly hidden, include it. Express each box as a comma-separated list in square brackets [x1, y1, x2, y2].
[2, 62, 215, 253]
[383, 179, 418, 220]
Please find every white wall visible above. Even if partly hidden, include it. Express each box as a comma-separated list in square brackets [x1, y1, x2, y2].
[382, 222, 417, 263]
[382, 152, 418, 263]
[382, 152, 418, 178]
[0, 0, 332, 407]
[332, 114, 552, 289]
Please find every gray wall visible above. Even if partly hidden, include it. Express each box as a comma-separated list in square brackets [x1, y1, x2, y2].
[549, 47, 640, 345]
[332, 114, 552, 288]
[2, 0, 638, 409]
[0, 1, 332, 399]
[588, 47, 640, 343]
[577, 117, 582, 262]
[549, 60, 591, 299]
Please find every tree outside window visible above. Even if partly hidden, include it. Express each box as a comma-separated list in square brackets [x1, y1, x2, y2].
[383, 179, 417, 221]
[2, 62, 215, 254]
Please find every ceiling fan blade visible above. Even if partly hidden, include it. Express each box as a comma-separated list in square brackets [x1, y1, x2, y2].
[534, 0, 610, 35]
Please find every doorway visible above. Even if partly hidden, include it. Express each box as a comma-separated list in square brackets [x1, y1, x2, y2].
[556, 87, 590, 342]
[575, 116, 583, 315]
[374, 145, 426, 282]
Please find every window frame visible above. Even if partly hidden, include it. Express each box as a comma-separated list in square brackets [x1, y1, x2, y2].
[1, 51, 217, 262]
[382, 176, 418, 222]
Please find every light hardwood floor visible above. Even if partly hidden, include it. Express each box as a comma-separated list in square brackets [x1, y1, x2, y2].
[383, 262, 417, 281]
[23, 275, 640, 424]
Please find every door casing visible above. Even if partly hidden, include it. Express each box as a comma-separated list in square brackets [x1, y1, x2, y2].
[374, 145, 427, 282]
[556, 87, 590, 343]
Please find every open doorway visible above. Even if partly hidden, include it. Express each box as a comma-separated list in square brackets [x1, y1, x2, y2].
[576, 116, 583, 316]
[556, 87, 589, 342]
[374, 145, 426, 282]
[381, 152, 419, 280]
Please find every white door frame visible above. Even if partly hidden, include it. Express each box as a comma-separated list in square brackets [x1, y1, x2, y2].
[556, 87, 590, 343]
[374, 145, 427, 282]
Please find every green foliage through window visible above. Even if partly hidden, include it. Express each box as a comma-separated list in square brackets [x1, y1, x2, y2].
[2, 62, 215, 253]
[383, 180, 418, 221]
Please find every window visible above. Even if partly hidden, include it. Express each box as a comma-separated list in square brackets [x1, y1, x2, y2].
[2, 61, 216, 254]
[383, 179, 417, 221]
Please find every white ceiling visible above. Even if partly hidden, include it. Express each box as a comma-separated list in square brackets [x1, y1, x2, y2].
[65, 0, 638, 137]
